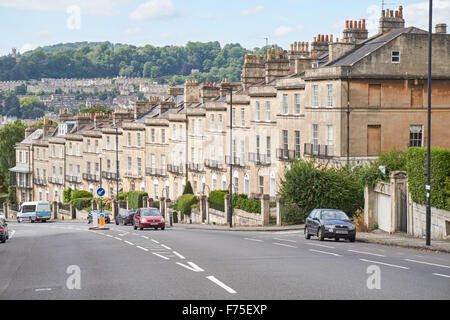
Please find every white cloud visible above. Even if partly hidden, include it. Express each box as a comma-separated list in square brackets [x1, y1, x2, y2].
[0, 0, 125, 16]
[129, 0, 178, 21]
[241, 6, 264, 16]
[122, 27, 143, 36]
[35, 30, 54, 40]
[273, 25, 303, 37]
[19, 43, 38, 54]
[404, 0, 450, 30]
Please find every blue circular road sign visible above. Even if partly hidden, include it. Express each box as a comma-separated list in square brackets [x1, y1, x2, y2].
[97, 188, 106, 197]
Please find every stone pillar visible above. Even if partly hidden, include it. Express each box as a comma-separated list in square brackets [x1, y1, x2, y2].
[165, 198, 172, 223]
[52, 201, 58, 220]
[142, 196, 148, 208]
[6, 203, 11, 220]
[200, 195, 207, 223]
[364, 186, 377, 229]
[261, 194, 270, 226]
[225, 194, 230, 225]
[159, 197, 166, 220]
[112, 200, 118, 219]
[126, 197, 129, 210]
[91, 200, 97, 210]
[276, 196, 282, 226]
[70, 200, 76, 219]
[206, 197, 210, 224]
[3, 203, 8, 220]
[390, 171, 408, 233]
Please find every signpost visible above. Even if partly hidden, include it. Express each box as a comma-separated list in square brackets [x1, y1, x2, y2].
[89, 187, 109, 231]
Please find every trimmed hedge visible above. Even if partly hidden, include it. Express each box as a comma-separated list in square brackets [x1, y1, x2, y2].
[183, 181, 194, 195]
[209, 190, 228, 212]
[127, 191, 148, 209]
[73, 198, 92, 211]
[72, 190, 93, 200]
[281, 204, 308, 225]
[63, 187, 73, 204]
[232, 194, 261, 214]
[177, 194, 199, 216]
[407, 147, 450, 210]
[375, 149, 407, 177]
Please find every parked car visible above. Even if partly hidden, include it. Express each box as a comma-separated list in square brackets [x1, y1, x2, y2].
[0, 220, 9, 243]
[87, 210, 111, 225]
[305, 209, 356, 242]
[134, 208, 165, 230]
[116, 210, 135, 226]
[17, 202, 51, 223]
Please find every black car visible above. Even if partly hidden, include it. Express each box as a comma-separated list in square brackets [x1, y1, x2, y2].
[115, 210, 135, 226]
[87, 210, 111, 224]
[305, 209, 356, 242]
[0, 220, 9, 243]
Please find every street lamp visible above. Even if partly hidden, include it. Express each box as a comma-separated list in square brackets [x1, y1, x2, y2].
[228, 87, 233, 228]
[98, 154, 103, 214]
[426, 0, 433, 246]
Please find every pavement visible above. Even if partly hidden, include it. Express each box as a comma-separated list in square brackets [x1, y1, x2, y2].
[0, 221, 449, 300]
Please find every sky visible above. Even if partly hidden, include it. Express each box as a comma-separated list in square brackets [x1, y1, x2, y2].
[0, 0, 449, 56]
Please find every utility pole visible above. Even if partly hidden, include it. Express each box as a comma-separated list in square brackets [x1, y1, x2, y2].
[116, 127, 119, 221]
[229, 87, 233, 228]
[426, 0, 433, 246]
[347, 70, 351, 164]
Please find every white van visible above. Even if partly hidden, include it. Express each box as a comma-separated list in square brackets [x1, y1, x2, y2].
[17, 202, 51, 223]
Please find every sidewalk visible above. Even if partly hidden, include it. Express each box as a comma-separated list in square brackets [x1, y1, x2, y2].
[356, 229, 450, 253]
[172, 223, 305, 232]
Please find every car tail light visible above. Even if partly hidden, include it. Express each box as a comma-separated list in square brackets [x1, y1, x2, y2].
[127, 215, 131, 218]
[0, 227, 3, 233]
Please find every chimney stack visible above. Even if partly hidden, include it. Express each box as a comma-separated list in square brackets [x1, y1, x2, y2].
[343, 18, 368, 43]
[435, 23, 447, 34]
[379, 5, 405, 34]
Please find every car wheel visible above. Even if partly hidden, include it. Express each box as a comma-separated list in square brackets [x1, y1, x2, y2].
[161, 227, 165, 231]
[1, 237, 5, 243]
[349, 237, 356, 243]
[335, 237, 340, 242]
[17, 219, 21, 223]
[140, 224, 144, 231]
[305, 227, 311, 240]
[318, 228, 325, 241]
[133, 224, 137, 230]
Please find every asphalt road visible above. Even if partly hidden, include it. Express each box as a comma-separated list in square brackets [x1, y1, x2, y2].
[0, 221, 449, 300]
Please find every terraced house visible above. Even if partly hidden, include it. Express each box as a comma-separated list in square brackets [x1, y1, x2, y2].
[11, 6, 450, 210]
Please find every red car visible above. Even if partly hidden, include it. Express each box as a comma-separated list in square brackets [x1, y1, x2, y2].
[134, 208, 165, 230]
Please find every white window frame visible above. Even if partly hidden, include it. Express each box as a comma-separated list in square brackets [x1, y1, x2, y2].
[326, 84, 333, 108]
[391, 51, 401, 64]
[294, 94, 301, 115]
[312, 85, 319, 108]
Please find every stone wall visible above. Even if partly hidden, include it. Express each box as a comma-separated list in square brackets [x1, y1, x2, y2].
[409, 201, 450, 240]
[232, 209, 263, 226]
[208, 208, 227, 225]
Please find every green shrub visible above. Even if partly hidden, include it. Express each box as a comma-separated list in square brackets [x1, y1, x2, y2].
[151, 201, 160, 209]
[0, 193, 8, 207]
[232, 194, 261, 214]
[358, 166, 386, 188]
[73, 198, 92, 211]
[63, 187, 73, 204]
[127, 191, 148, 209]
[407, 147, 450, 210]
[281, 204, 308, 225]
[7, 186, 16, 203]
[183, 181, 194, 195]
[177, 194, 199, 216]
[72, 190, 93, 200]
[209, 190, 228, 212]
[376, 149, 407, 177]
[118, 192, 129, 201]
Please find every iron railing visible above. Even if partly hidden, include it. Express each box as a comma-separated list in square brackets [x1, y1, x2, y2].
[248, 153, 271, 165]
[145, 168, 167, 177]
[304, 144, 334, 158]
[276, 149, 301, 161]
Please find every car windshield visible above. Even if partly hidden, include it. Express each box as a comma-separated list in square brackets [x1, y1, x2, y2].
[141, 209, 161, 217]
[321, 210, 349, 221]
[22, 205, 36, 213]
[121, 211, 133, 216]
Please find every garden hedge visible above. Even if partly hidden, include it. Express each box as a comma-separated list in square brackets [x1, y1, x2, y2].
[127, 191, 148, 209]
[72, 190, 93, 200]
[209, 190, 228, 212]
[177, 194, 199, 216]
[73, 198, 92, 211]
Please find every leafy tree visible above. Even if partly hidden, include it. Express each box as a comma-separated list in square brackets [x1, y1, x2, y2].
[0, 120, 26, 188]
[183, 181, 194, 195]
[19, 97, 47, 119]
[14, 84, 27, 95]
[4, 94, 20, 117]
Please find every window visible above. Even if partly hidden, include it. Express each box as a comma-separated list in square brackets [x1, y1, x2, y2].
[127, 133, 131, 146]
[95, 140, 99, 153]
[256, 136, 260, 155]
[312, 124, 319, 153]
[179, 125, 182, 140]
[68, 164, 72, 176]
[240, 108, 245, 127]
[326, 84, 333, 107]
[282, 94, 289, 115]
[36, 149, 40, 160]
[43, 149, 46, 159]
[255, 102, 261, 121]
[86, 163, 90, 174]
[137, 158, 142, 175]
[191, 147, 195, 163]
[137, 133, 141, 146]
[161, 156, 166, 175]
[240, 141, 245, 165]
[218, 115, 223, 131]
[19, 151, 22, 163]
[172, 124, 176, 138]
[107, 160, 111, 172]
[68, 143, 72, 156]
[151, 129, 155, 143]
[410, 125, 423, 147]
[282, 130, 288, 152]
[210, 115, 215, 130]
[161, 129, 166, 143]
[295, 131, 301, 157]
[312, 85, 319, 107]
[127, 157, 132, 171]
[326, 125, 334, 155]
[106, 136, 110, 149]
[87, 140, 91, 153]
[259, 176, 264, 194]
[294, 94, 301, 115]
[76, 144, 80, 156]
[392, 51, 400, 63]
[76, 165, 80, 178]
[266, 136, 271, 158]
[52, 146, 55, 157]
[232, 108, 236, 126]
[52, 166, 56, 179]
[266, 101, 271, 121]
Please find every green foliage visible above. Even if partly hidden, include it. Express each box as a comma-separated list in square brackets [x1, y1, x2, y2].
[80, 105, 112, 115]
[279, 160, 364, 218]
[151, 201, 160, 209]
[281, 204, 308, 225]
[127, 191, 148, 209]
[358, 166, 386, 188]
[183, 181, 194, 195]
[177, 194, 199, 216]
[63, 187, 73, 204]
[73, 198, 92, 211]
[407, 147, 450, 210]
[72, 190, 93, 200]
[232, 194, 261, 214]
[14, 84, 27, 95]
[7, 186, 16, 203]
[0, 120, 26, 188]
[0, 193, 8, 207]
[375, 149, 407, 177]
[118, 192, 129, 201]
[18, 97, 47, 119]
[209, 190, 229, 212]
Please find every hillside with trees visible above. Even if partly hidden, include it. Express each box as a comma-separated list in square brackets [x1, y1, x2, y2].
[0, 41, 270, 85]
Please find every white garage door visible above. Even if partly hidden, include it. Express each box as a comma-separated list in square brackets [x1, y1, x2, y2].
[377, 193, 391, 232]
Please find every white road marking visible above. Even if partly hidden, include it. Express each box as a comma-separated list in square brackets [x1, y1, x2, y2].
[309, 249, 342, 257]
[404, 259, 450, 269]
[142, 236, 149, 239]
[360, 259, 409, 270]
[114, 237, 122, 241]
[433, 273, 450, 279]
[124, 241, 134, 246]
[161, 244, 172, 250]
[132, 233, 139, 236]
[207, 276, 237, 294]
[151, 239, 160, 244]
[347, 250, 387, 257]
[35, 288, 52, 292]
[152, 252, 169, 260]
[136, 246, 149, 252]
[106, 235, 113, 238]
[244, 238, 263, 242]
[173, 251, 185, 259]
[273, 238, 297, 243]
[305, 243, 336, 249]
[273, 242, 297, 248]
[176, 261, 204, 272]
[9, 230, 16, 239]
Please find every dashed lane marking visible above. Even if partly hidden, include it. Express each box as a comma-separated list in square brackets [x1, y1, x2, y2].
[433, 273, 450, 279]
[309, 249, 342, 257]
[152, 252, 169, 260]
[404, 259, 450, 269]
[273, 238, 297, 243]
[273, 242, 298, 249]
[137, 246, 149, 252]
[360, 259, 409, 270]
[207, 276, 237, 294]
[347, 250, 387, 257]
[124, 241, 134, 246]
[305, 243, 336, 249]
[176, 261, 204, 273]
[173, 251, 185, 259]
[151, 239, 160, 244]
[244, 238, 263, 242]
[161, 244, 172, 250]
[114, 237, 122, 241]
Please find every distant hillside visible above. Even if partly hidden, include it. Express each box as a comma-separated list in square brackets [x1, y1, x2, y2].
[0, 41, 269, 85]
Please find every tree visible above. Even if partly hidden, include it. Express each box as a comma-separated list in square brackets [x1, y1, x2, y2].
[19, 97, 47, 119]
[14, 84, 27, 95]
[4, 94, 20, 117]
[183, 181, 194, 195]
[0, 120, 26, 188]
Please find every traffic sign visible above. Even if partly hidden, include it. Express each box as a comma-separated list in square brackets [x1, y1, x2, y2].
[97, 188, 106, 197]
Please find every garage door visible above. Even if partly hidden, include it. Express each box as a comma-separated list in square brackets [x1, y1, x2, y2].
[377, 193, 391, 232]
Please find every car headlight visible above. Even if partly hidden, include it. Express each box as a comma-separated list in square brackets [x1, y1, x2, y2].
[141, 218, 147, 223]
[348, 225, 356, 231]
[324, 225, 335, 229]
[161, 218, 165, 223]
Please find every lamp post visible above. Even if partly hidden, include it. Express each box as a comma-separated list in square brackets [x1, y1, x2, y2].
[98, 154, 103, 214]
[347, 69, 351, 164]
[426, 0, 433, 246]
[228, 87, 233, 228]
[115, 127, 119, 221]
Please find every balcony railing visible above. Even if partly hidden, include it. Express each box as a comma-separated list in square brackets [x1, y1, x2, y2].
[123, 171, 143, 179]
[82, 173, 100, 182]
[145, 168, 167, 177]
[49, 176, 64, 185]
[188, 163, 205, 173]
[11, 181, 32, 189]
[167, 164, 184, 175]
[276, 149, 301, 161]
[34, 177, 47, 186]
[248, 153, 271, 166]
[204, 159, 224, 170]
[102, 171, 121, 181]
[225, 156, 245, 167]
[66, 175, 82, 184]
[304, 144, 334, 158]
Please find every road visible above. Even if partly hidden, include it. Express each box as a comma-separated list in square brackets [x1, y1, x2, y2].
[0, 221, 449, 300]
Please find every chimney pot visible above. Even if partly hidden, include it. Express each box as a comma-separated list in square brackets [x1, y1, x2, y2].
[346, 20, 349, 29]
[362, 19, 366, 30]
[349, 21, 353, 29]
[358, 21, 362, 29]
